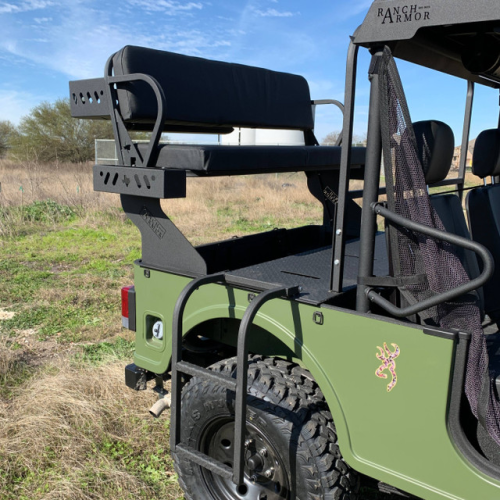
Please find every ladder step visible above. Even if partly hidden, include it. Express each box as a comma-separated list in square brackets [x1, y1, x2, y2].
[176, 444, 233, 480]
[176, 361, 237, 390]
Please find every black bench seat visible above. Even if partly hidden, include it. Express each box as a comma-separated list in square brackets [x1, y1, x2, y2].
[138, 143, 367, 175]
[70, 46, 366, 176]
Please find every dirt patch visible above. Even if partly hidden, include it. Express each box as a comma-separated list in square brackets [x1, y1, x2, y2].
[9, 330, 79, 367]
[0, 309, 15, 320]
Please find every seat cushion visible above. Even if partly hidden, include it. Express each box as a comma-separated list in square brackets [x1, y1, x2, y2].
[137, 144, 366, 175]
[113, 45, 314, 132]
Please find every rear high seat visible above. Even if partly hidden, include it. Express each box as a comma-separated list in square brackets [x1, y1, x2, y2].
[70, 45, 366, 176]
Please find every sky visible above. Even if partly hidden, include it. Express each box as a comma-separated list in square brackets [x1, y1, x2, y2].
[0, 0, 499, 143]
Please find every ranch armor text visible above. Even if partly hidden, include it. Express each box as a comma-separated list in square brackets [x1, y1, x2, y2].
[378, 5, 430, 24]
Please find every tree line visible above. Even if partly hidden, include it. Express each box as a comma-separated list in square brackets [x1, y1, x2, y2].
[0, 99, 366, 164]
[0, 99, 116, 163]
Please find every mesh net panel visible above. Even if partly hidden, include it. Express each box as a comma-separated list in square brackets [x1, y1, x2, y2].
[378, 47, 500, 445]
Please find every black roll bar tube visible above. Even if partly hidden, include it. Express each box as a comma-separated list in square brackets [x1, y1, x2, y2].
[311, 99, 345, 146]
[457, 81, 474, 202]
[107, 74, 166, 169]
[104, 53, 167, 169]
[355, 50, 384, 313]
[331, 41, 360, 293]
[366, 203, 494, 318]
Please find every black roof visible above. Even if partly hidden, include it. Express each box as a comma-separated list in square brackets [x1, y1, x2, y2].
[353, 0, 500, 88]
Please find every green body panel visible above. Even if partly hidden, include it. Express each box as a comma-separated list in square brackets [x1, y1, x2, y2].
[133, 265, 500, 499]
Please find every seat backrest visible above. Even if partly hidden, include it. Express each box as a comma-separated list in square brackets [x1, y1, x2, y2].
[467, 128, 500, 319]
[111, 45, 315, 133]
[413, 120, 485, 314]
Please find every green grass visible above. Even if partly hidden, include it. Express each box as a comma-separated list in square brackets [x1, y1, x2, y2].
[75, 337, 135, 364]
[0, 205, 139, 343]
[216, 203, 320, 234]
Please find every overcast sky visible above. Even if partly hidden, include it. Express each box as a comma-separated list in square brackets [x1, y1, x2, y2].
[0, 0, 498, 143]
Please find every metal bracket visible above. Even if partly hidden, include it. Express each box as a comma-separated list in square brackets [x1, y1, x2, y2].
[170, 275, 301, 486]
[93, 165, 186, 199]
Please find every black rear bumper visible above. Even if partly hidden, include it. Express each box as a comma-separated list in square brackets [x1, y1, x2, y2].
[125, 363, 155, 391]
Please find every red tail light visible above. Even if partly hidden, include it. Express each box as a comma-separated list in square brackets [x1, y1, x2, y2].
[121, 285, 135, 330]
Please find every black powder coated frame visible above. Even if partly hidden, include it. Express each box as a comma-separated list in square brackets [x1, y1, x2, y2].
[70, 48, 368, 287]
[69, 0, 500, 299]
[170, 273, 300, 486]
[366, 203, 494, 317]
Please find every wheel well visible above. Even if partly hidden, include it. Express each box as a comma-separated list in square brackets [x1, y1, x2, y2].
[185, 318, 297, 363]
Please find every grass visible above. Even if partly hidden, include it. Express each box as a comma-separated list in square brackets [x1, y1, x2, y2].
[0, 158, 483, 499]
[0, 159, 327, 500]
[0, 357, 181, 500]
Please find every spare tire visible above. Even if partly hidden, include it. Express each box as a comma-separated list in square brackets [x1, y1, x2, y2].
[173, 355, 359, 500]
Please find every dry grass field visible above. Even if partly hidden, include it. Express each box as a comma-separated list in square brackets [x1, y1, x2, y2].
[0, 158, 483, 499]
[0, 159, 324, 242]
[0, 159, 327, 500]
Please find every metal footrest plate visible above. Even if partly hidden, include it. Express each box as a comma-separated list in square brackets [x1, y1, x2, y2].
[176, 444, 233, 480]
[177, 361, 237, 390]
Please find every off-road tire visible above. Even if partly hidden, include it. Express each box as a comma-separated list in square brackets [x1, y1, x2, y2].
[173, 355, 360, 499]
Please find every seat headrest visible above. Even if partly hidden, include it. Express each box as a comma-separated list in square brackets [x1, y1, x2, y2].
[413, 120, 455, 185]
[472, 129, 500, 179]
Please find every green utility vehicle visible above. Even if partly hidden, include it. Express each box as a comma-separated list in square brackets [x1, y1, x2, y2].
[70, 0, 500, 498]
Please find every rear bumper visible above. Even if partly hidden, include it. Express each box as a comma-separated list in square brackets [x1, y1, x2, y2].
[125, 363, 155, 391]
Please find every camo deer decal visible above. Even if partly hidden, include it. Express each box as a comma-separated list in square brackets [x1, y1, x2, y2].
[375, 343, 400, 392]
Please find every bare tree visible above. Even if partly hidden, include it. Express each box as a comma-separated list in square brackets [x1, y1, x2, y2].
[321, 130, 341, 146]
[352, 133, 367, 147]
[321, 130, 367, 147]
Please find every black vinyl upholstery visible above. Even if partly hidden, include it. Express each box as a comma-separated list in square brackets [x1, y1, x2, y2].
[467, 128, 500, 320]
[113, 45, 314, 133]
[137, 143, 366, 175]
[467, 187, 500, 319]
[472, 128, 500, 179]
[414, 120, 455, 185]
[413, 121, 500, 400]
[431, 194, 484, 315]
[466, 129, 500, 400]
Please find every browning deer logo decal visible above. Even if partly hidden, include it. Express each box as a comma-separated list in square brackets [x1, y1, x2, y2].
[375, 343, 400, 392]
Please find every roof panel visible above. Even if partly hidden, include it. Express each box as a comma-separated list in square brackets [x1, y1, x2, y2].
[353, 0, 500, 88]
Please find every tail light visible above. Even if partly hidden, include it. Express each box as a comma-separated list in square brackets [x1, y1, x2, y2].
[121, 285, 136, 331]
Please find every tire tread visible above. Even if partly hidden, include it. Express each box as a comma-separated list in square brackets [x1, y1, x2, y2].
[173, 355, 359, 499]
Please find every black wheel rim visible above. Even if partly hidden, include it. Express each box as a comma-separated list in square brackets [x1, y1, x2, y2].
[200, 418, 290, 500]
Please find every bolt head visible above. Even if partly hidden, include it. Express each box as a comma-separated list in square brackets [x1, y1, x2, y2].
[334, 259, 340, 266]
[264, 468, 274, 479]
[336, 229, 342, 235]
